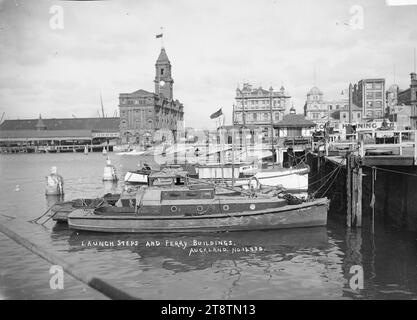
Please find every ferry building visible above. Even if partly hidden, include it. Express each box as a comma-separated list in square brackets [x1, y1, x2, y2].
[118, 48, 184, 145]
[233, 83, 291, 141]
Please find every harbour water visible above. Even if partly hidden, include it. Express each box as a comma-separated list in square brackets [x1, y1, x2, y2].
[0, 153, 417, 299]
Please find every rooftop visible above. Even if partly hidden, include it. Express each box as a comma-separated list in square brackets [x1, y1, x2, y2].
[0, 117, 120, 132]
[156, 48, 170, 64]
[275, 113, 315, 128]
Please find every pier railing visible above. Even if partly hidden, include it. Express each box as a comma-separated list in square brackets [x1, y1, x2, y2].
[326, 130, 417, 165]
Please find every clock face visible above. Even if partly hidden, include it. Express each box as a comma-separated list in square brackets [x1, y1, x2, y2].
[159, 80, 166, 87]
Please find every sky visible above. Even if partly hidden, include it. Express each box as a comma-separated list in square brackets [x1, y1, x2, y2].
[0, 0, 416, 129]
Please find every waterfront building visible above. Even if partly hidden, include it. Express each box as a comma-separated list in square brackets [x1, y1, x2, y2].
[339, 104, 362, 124]
[303, 87, 349, 130]
[352, 78, 386, 120]
[118, 47, 184, 145]
[386, 84, 400, 116]
[0, 115, 119, 152]
[389, 104, 411, 130]
[397, 72, 417, 129]
[233, 83, 291, 142]
[275, 107, 315, 139]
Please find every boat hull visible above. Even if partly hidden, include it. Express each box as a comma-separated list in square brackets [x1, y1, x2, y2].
[68, 198, 329, 233]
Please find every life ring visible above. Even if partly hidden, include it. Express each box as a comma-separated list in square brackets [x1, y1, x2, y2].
[223, 204, 230, 211]
[196, 205, 204, 212]
[171, 206, 178, 213]
[248, 176, 261, 190]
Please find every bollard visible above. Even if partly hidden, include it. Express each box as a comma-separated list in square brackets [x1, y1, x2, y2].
[45, 166, 64, 196]
[103, 158, 118, 181]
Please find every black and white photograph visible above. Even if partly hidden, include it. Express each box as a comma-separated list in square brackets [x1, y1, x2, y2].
[0, 0, 417, 305]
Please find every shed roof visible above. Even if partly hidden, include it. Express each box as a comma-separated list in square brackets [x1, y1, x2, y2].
[0, 129, 93, 141]
[0, 117, 119, 132]
[274, 114, 315, 128]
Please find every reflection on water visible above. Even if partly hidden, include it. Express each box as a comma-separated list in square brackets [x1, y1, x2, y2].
[45, 195, 65, 209]
[0, 153, 417, 299]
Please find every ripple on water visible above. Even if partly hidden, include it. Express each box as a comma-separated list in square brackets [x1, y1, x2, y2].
[0, 153, 417, 299]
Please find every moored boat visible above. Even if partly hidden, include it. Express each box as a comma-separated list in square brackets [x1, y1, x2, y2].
[68, 171, 328, 233]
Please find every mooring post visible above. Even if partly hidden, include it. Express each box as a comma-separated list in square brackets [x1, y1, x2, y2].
[317, 152, 321, 171]
[346, 152, 352, 227]
[352, 165, 357, 225]
[356, 137, 364, 227]
[371, 167, 376, 234]
[356, 163, 363, 227]
[414, 130, 417, 165]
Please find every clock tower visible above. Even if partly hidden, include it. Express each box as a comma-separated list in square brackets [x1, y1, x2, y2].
[154, 47, 174, 100]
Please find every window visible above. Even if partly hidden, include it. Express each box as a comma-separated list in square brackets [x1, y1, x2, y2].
[161, 68, 164, 75]
[275, 113, 279, 121]
[366, 83, 373, 89]
[357, 113, 361, 119]
[253, 113, 257, 121]
[329, 105, 333, 110]
[336, 105, 340, 109]
[263, 113, 268, 121]
[375, 92, 382, 98]
[366, 92, 373, 99]
[342, 113, 346, 119]
[374, 83, 382, 89]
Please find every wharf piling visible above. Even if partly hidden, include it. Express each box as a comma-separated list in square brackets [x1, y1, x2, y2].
[309, 130, 417, 232]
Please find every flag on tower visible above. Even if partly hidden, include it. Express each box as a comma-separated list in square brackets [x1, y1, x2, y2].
[156, 33, 163, 38]
[210, 108, 223, 119]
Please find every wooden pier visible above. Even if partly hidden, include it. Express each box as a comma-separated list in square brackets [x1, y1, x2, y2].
[311, 129, 417, 232]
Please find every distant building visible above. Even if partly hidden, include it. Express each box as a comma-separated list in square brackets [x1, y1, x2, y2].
[339, 104, 362, 124]
[118, 47, 184, 145]
[386, 84, 400, 116]
[389, 104, 411, 130]
[397, 72, 417, 129]
[352, 78, 385, 119]
[304, 87, 349, 126]
[0, 115, 119, 150]
[233, 83, 291, 141]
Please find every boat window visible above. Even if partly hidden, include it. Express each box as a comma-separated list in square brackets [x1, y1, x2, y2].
[201, 191, 214, 199]
[185, 192, 199, 198]
[162, 191, 182, 200]
[152, 178, 174, 186]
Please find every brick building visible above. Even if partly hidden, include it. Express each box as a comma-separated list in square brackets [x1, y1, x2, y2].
[397, 72, 417, 129]
[352, 78, 385, 120]
[119, 48, 184, 145]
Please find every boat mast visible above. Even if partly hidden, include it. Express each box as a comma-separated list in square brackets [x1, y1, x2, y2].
[269, 87, 274, 158]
